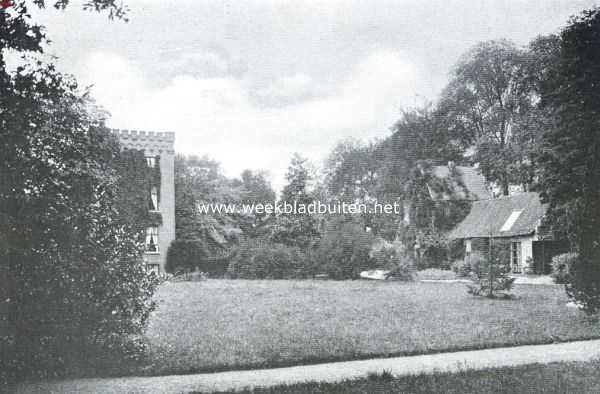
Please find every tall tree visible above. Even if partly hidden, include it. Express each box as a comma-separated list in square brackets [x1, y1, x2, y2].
[378, 105, 461, 200]
[438, 40, 535, 195]
[0, 0, 161, 379]
[272, 153, 320, 248]
[281, 153, 313, 204]
[239, 169, 276, 237]
[0, 65, 157, 379]
[173, 154, 242, 255]
[324, 138, 379, 203]
[535, 8, 600, 313]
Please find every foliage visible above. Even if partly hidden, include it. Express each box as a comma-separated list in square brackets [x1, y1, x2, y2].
[314, 217, 375, 280]
[451, 259, 471, 278]
[115, 149, 162, 231]
[467, 243, 515, 298]
[165, 239, 208, 275]
[173, 154, 248, 264]
[394, 161, 472, 267]
[238, 169, 277, 237]
[438, 40, 537, 196]
[271, 153, 320, 248]
[534, 8, 600, 313]
[565, 255, 600, 314]
[0, 0, 126, 70]
[369, 239, 414, 281]
[226, 241, 312, 279]
[550, 252, 577, 284]
[324, 138, 379, 203]
[378, 105, 462, 199]
[0, 64, 158, 380]
[0, 0, 162, 381]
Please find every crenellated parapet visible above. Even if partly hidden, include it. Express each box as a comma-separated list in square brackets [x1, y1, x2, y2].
[112, 129, 175, 155]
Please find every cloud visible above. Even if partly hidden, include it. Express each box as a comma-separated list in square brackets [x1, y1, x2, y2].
[255, 73, 327, 106]
[79, 49, 420, 193]
[157, 46, 247, 80]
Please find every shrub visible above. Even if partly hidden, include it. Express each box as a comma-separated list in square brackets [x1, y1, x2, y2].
[226, 242, 312, 279]
[314, 218, 375, 280]
[451, 259, 471, 277]
[551, 252, 577, 284]
[566, 254, 600, 314]
[370, 239, 415, 281]
[415, 230, 450, 270]
[467, 243, 515, 298]
[165, 240, 208, 275]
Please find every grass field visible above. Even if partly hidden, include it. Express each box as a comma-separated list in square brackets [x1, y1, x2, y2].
[210, 360, 600, 393]
[142, 280, 600, 376]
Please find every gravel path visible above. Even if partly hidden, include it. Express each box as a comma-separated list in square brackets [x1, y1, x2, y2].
[10, 339, 600, 394]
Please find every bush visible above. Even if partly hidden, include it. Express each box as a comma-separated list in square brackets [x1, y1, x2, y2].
[165, 240, 208, 275]
[370, 239, 415, 281]
[451, 259, 471, 277]
[314, 218, 375, 280]
[551, 252, 577, 284]
[226, 242, 312, 279]
[467, 244, 515, 298]
[565, 253, 600, 314]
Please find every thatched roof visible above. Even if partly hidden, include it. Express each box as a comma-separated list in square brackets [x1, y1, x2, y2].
[449, 192, 547, 239]
[428, 165, 491, 201]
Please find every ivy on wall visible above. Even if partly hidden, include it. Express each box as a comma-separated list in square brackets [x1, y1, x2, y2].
[114, 149, 162, 240]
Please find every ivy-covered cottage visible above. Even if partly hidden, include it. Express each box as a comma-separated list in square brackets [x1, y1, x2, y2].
[113, 129, 176, 275]
[402, 163, 491, 226]
[449, 192, 569, 275]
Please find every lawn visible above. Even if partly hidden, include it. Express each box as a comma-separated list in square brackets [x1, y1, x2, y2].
[211, 360, 600, 394]
[143, 280, 600, 376]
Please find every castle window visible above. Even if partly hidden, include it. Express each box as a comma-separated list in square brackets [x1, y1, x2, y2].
[149, 186, 159, 211]
[146, 156, 156, 168]
[145, 227, 159, 253]
[146, 263, 160, 276]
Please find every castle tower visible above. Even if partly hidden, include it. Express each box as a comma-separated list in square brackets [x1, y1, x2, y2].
[112, 129, 176, 274]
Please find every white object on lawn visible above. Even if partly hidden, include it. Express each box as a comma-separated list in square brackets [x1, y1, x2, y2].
[359, 270, 391, 280]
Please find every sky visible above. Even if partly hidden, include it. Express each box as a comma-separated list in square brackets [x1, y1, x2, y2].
[32, 0, 598, 192]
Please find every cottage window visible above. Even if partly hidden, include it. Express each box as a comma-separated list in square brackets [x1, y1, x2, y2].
[149, 186, 159, 211]
[145, 227, 159, 253]
[146, 156, 156, 168]
[511, 241, 522, 273]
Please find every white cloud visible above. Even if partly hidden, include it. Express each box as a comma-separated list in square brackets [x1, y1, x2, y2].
[79, 49, 420, 193]
[256, 73, 326, 105]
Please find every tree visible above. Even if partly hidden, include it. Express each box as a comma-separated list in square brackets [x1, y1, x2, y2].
[281, 153, 313, 204]
[466, 242, 515, 298]
[324, 138, 379, 203]
[173, 154, 242, 267]
[0, 0, 161, 380]
[239, 169, 276, 237]
[439, 40, 535, 195]
[0, 65, 157, 379]
[272, 153, 320, 248]
[378, 105, 461, 200]
[534, 8, 600, 313]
